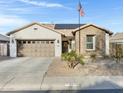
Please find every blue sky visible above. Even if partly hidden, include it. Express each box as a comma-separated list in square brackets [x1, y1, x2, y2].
[0, 0, 123, 35]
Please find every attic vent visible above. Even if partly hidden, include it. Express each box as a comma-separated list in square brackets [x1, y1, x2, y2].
[34, 28, 38, 30]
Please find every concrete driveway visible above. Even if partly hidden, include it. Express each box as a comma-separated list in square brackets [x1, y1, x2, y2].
[0, 57, 52, 91]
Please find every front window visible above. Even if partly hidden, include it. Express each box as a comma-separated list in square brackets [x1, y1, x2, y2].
[86, 35, 95, 50]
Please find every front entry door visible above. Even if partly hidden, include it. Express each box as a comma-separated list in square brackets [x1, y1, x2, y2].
[62, 41, 68, 53]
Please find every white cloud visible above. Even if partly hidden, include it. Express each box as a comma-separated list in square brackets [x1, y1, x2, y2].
[19, 0, 64, 8]
[0, 15, 29, 26]
[0, 15, 30, 34]
[6, 7, 33, 14]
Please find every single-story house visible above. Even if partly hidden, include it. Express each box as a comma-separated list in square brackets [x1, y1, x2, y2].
[109, 32, 123, 57]
[7, 22, 113, 57]
[0, 34, 9, 56]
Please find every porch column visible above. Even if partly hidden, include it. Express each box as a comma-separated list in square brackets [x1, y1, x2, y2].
[68, 40, 75, 52]
[68, 40, 71, 52]
[10, 35, 17, 57]
[105, 33, 110, 55]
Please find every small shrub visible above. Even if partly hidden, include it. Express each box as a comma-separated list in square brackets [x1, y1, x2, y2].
[79, 58, 84, 65]
[76, 54, 84, 65]
[62, 51, 84, 68]
[62, 52, 68, 61]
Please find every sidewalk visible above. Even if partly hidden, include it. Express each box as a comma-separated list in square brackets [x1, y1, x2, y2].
[41, 76, 123, 90]
[1, 76, 122, 91]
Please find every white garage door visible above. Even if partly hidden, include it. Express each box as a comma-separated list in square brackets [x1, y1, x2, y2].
[17, 40, 55, 57]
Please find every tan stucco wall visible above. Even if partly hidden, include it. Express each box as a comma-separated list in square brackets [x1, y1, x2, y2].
[75, 26, 106, 56]
[10, 24, 62, 57]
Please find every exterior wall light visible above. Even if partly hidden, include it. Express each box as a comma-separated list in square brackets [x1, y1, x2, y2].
[57, 40, 59, 43]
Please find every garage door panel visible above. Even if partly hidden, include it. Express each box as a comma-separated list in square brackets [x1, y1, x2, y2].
[17, 40, 55, 57]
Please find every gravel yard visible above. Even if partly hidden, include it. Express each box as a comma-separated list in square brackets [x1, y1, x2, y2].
[46, 58, 123, 77]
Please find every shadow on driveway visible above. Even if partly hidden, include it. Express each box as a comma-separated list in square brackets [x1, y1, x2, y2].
[0, 56, 16, 62]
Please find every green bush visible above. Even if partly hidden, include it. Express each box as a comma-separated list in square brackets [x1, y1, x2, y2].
[62, 51, 84, 68]
[77, 54, 84, 65]
[62, 52, 68, 61]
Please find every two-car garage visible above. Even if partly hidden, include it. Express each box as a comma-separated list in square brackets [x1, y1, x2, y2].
[7, 22, 62, 57]
[17, 40, 55, 57]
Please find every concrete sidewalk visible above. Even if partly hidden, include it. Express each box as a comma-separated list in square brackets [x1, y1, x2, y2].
[40, 76, 123, 90]
[1, 76, 122, 91]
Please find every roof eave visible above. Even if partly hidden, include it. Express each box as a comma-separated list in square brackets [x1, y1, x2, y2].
[72, 24, 113, 35]
[6, 22, 65, 36]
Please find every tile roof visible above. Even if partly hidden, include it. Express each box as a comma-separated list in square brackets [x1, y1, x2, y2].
[42, 24, 85, 37]
[42, 23, 113, 36]
[72, 24, 113, 35]
[6, 22, 113, 37]
[110, 32, 123, 43]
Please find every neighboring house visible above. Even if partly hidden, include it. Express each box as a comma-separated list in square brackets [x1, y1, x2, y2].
[110, 32, 123, 57]
[110, 32, 123, 44]
[7, 22, 113, 57]
[0, 34, 9, 56]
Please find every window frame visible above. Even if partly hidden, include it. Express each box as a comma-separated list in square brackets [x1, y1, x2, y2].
[86, 35, 96, 51]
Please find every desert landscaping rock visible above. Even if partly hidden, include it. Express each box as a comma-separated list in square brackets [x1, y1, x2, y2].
[46, 58, 122, 77]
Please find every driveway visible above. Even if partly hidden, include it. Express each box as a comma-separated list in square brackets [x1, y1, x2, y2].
[0, 57, 52, 91]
